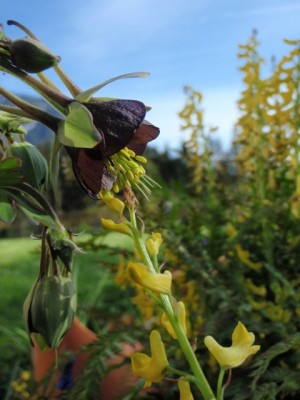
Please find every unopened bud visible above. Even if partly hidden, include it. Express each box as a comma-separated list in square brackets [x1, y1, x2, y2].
[23, 275, 76, 349]
[10, 37, 61, 73]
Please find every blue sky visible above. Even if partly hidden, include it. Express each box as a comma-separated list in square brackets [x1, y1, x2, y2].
[1, 0, 299, 151]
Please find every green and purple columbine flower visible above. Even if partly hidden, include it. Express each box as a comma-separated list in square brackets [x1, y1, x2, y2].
[0, 20, 159, 199]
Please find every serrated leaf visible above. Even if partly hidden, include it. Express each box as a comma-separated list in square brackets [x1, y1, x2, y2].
[75, 71, 149, 103]
[57, 102, 102, 148]
[0, 189, 16, 223]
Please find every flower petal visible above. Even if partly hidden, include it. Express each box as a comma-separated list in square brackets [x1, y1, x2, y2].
[178, 378, 194, 400]
[84, 99, 146, 157]
[127, 261, 172, 294]
[204, 322, 260, 369]
[127, 120, 160, 155]
[131, 330, 168, 385]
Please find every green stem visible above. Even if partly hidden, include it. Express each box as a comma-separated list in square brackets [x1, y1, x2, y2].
[164, 309, 215, 399]
[37, 72, 62, 92]
[167, 365, 196, 381]
[0, 86, 60, 130]
[54, 65, 82, 97]
[216, 368, 225, 400]
[128, 206, 216, 400]
[0, 60, 69, 115]
[6, 19, 81, 98]
[0, 104, 34, 119]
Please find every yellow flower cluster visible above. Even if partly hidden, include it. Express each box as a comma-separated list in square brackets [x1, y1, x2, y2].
[11, 370, 33, 399]
[178, 85, 217, 196]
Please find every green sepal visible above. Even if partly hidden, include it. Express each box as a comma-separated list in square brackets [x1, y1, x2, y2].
[57, 102, 102, 148]
[75, 71, 149, 103]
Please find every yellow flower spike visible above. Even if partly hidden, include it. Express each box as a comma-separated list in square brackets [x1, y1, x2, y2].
[204, 321, 260, 369]
[178, 378, 194, 400]
[161, 301, 187, 339]
[146, 232, 163, 257]
[101, 218, 132, 236]
[131, 330, 169, 387]
[127, 261, 172, 295]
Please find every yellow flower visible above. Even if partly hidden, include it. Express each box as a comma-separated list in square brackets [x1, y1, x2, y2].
[161, 301, 187, 339]
[131, 330, 168, 387]
[101, 218, 132, 236]
[204, 321, 260, 369]
[235, 244, 262, 271]
[127, 261, 172, 295]
[226, 222, 238, 238]
[178, 378, 194, 400]
[146, 232, 163, 257]
[100, 190, 125, 215]
[20, 370, 31, 381]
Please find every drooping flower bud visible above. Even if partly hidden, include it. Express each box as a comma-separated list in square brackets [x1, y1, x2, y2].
[9, 37, 61, 73]
[10, 141, 48, 190]
[23, 275, 76, 349]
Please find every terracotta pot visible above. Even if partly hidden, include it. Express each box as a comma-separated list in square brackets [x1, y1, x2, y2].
[32, 317, 142, 399]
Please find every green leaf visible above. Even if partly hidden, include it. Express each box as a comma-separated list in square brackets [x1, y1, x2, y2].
[75, 71, 149, 103]
[57, 102, 102, 148]
[0, 157, 23, 186]
[49, 137, 62, 204]
[0, 189, 16, 223]
[7, 191, 58, 229]
[10, 142, 48, 190]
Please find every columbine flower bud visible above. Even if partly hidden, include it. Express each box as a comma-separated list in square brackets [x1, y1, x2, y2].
[10, 141, 48, 190]
[23, 275, 76, 349]
[9, 37, 61, 73]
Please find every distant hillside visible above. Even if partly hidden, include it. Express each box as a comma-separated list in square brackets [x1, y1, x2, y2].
[0, 94, 57, 145]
